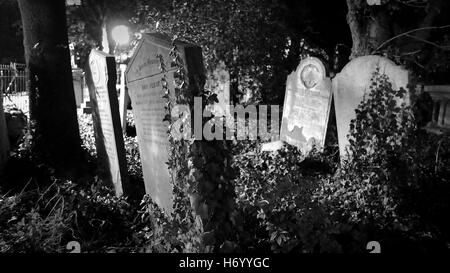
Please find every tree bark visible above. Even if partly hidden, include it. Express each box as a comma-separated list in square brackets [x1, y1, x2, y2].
[17, 0, 83, 179]
[346, 0, 445, 59]
[346, 0, 392, 59]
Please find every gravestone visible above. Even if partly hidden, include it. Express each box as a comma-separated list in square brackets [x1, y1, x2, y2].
[85, 49, 129, 196]
[118, 64, 129, 132]
[81, 74, 93, 114]
[72, 68, 84, 108]
[279, 57, 332, 156]
[125, 33, 204, 213]
[332, 55, 409, 159]
[0, 89, 9, 173]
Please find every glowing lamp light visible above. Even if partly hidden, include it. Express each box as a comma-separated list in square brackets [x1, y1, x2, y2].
[111, 25, 130, 46]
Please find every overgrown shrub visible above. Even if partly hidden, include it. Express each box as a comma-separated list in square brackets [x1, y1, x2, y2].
[0, 178, 139, 253]
[128, 194, 204, 253]
[2, 69, 449, 253]
[231, 142, 365, 253]
[77, 113, 96, 157]
[232, 69, 450, 253]
[77, 111, 143, 185]
[317, 69, 450, 250]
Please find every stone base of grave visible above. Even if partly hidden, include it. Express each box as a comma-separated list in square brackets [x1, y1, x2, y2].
[260, 140, 284, 152]
[424, 122, 450, 135]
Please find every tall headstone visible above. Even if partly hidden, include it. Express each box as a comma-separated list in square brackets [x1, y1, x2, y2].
[85, 49, 129, 196]
[118, 64, 129, 133]
[332, 55, 409, 158]
[279, 57, 332, 156]
[72, 68, 84, 108]
[0, 89, 9, 173]
[125, 33, 204, 213]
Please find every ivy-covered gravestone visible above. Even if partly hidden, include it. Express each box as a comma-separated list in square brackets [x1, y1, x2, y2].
[279, 57, 332, 156]
[125, 33, 205, 213]
[0, 89, 9, 173]
[85, 49, 129, 196]
[332, 55, 409, 159]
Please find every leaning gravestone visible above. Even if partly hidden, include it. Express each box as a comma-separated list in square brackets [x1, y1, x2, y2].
[332, 55, 409, 159]
[125, 33, 204, 213]
[279, 57, 332, 156]
[85, 49, 129, 196]
[0, 89, 9, 173]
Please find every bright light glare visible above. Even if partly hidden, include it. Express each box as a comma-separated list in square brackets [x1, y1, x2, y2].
[111, 25, 130, 45]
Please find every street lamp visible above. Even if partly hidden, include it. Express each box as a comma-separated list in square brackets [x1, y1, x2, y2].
[111, 25, 130, 46]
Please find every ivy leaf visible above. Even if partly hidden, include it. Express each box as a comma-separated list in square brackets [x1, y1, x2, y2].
[163, 114, 171, 123]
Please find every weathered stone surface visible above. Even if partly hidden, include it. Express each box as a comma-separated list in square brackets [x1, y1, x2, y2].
[332, 55, 409, 158]
[261, 140, 284, 152]
[280, 57, 332, 156]
[72, 68, 84, 108]
[125, 33, 204, 213]
[86, 49, 129, 196]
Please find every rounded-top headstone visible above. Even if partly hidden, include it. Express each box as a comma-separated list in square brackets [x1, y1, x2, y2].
[280, 57, 332, 157]
[332, 55, 409, 159]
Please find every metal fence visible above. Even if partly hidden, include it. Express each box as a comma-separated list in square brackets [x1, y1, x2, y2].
[0, 63, 29, 116]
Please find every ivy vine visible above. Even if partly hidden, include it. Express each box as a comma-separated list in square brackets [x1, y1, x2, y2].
[156, 36, 237, 252]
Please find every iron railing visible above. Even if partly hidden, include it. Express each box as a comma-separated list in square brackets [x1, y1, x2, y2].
[0, 63, 29, 116]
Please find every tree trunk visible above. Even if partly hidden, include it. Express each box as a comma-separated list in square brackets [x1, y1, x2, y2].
[18, 0, 83, 179]
[346, 0, 445, 59]
[346, 0, 392, 59]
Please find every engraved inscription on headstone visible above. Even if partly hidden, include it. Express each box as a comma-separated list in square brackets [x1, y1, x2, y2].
[86, 49, 129, 196]
[332, 55, 409, 159]
[280, 57, 332, 156]
[126, 33, 204, 213]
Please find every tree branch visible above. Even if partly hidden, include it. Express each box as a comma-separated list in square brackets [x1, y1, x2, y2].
[406, 34, 450, 50]
[373, 24, 450, 52]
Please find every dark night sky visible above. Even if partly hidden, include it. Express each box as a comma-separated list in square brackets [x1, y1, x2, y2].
[0, 0, 352, 65]
[0, 0, 24, 63]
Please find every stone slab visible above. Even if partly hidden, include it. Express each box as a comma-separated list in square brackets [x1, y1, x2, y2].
[332, 55, 409, 158]
[280, 57, 332, 156]
[85, 49, 129, 196]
